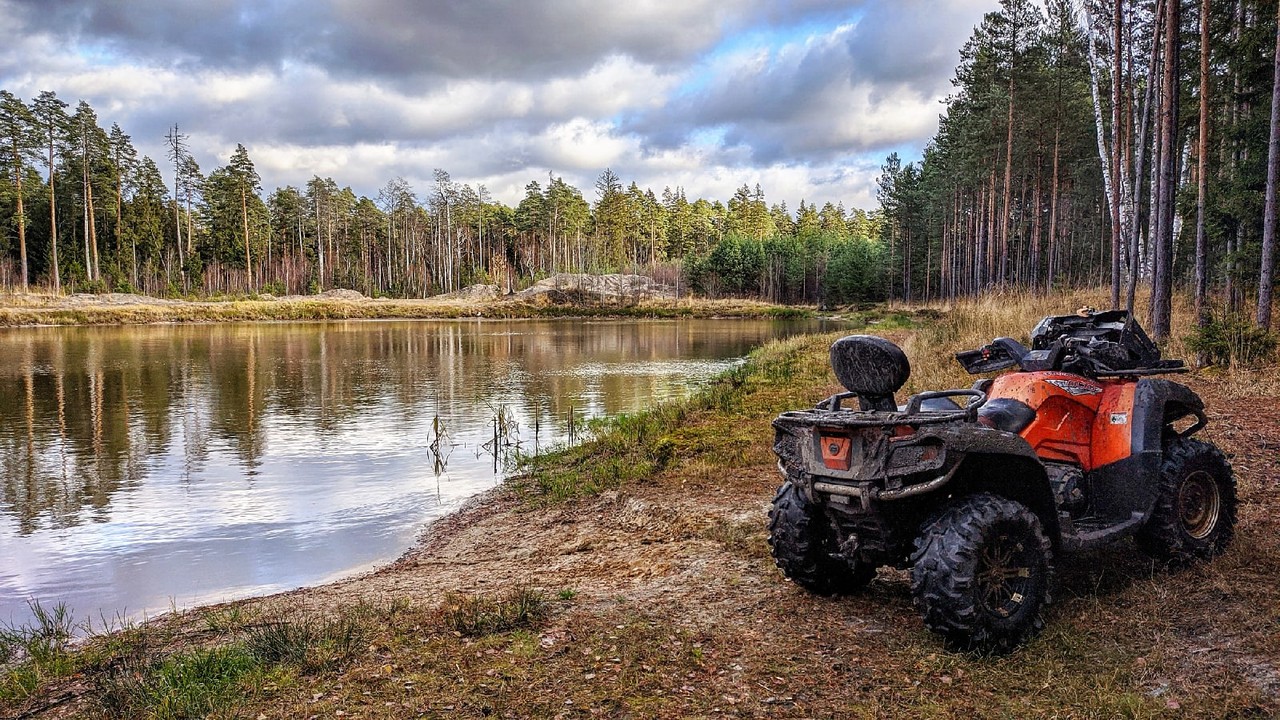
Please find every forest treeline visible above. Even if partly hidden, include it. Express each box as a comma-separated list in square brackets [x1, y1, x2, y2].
[876, 0, 1280, 341]
[2, 0, 1280, 344]
[0, 93, 886, 306]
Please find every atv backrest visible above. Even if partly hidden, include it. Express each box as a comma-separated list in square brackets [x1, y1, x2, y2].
[830, 335, 910, 411]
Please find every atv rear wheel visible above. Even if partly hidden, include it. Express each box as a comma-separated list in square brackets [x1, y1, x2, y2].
[911, 493, 1053, 654]
[1136, 438, 1236, 563]
[767, 481, 875, 595]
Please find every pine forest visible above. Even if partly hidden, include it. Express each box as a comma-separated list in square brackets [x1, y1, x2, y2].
[2, 0, 1280, 342]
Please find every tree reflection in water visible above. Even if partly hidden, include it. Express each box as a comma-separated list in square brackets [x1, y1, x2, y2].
[0, 318, 824, 628]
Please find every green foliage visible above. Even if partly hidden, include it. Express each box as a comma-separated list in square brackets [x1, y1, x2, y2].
[94, 645, 260, 719]
[824, 235, 887, 305]
[0, 601, 77, 701]
[1186, 313, 1279, 366]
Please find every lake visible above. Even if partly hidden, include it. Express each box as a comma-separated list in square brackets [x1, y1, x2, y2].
[0, 318, 830, 630]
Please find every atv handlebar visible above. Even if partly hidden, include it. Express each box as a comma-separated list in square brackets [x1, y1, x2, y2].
[955, 312, 1193, 378]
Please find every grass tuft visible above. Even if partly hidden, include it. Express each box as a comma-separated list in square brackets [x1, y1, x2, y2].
[438, 588, 550, 637]
[0, 601, 78, 702]
[94, 645, 261, 720]
[245, 614, 365, 672]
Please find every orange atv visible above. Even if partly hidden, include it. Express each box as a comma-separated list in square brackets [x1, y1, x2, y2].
[769, 310, 1236, 653]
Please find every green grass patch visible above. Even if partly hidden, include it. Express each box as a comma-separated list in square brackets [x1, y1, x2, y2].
[0, 599, 421, 718]
[0, 601, 77, 703]
[245, 614, 365, 672]
[94, 644, 264, 720]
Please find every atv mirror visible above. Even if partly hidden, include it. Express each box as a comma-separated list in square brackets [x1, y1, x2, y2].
[829, 335, 910, 411]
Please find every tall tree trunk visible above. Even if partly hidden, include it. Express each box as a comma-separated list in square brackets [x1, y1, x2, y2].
[1225, 0, 1245, 313]
[48, 159, 59, 294]
[1032, 148, 1043, 288]
[316, 197, 324, 291]
[1127, 0, 1163, 315]
[1086, 10, 1117, 282]
[1151, 0, 1179, 342]
[987, 168, 997, 286]
[1110, 0, 1124, 307]
[87, 177, 98, 283]
[1259, 0, 1280, 330]
[1194, 0, 1211, 346]
[241, 187, 252, 289]
[13, 149, 27, 291]
[1000, 69, 1016, 286]
[1048, 127, 1061, 294]
[83, 162, 92, 284]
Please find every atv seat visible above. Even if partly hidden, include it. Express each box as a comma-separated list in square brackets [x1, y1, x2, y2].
[829, 335, 910, 412]
[977, 398, 1036, 434]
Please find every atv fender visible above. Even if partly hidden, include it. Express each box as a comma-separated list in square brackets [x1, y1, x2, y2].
[1085, 379, 1207, 526]
[1136, 379, 1206, 441]
[929, 425, 1061, 545]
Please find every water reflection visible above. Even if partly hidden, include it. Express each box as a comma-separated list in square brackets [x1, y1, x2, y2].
[0, 318, 828, 629]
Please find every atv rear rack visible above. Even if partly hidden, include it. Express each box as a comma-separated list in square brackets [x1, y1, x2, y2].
[787, 388, 986, 427]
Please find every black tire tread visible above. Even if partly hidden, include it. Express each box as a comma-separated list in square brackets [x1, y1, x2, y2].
[910, 493, 1053, 654]
[1136, 437, 1237, 563]
[767, 481, 874, 595]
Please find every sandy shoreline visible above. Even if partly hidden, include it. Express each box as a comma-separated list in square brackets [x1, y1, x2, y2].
[0, 290, 809, 327]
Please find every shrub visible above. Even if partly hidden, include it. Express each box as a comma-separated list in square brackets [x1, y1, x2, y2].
[1185, 313, 1278, 366]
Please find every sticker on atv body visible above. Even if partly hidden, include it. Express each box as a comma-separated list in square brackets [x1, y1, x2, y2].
[1045, 378, 1103, 396]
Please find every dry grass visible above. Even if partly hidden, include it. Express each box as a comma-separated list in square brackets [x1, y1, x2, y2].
[0, 294, 811, 326]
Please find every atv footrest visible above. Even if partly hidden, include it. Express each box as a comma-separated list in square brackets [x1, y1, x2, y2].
[1062, 511, 1145, 551]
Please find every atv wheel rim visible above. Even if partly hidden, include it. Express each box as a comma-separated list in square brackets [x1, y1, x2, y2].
[1178, 471, 1221, 540]
[976, 534, 1035, 619]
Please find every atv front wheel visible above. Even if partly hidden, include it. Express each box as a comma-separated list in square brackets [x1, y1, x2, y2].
[767, 481, 875, 595]
[1136, 438, 1236, 563]
[910, 493, 1053, 653]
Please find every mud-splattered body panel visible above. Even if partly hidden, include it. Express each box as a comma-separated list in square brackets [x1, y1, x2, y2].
[988, 372, 1135, 471]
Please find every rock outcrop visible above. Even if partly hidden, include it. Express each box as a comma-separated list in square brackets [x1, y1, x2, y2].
[432, 284, 501, 302]
[515, 274, 676, 304]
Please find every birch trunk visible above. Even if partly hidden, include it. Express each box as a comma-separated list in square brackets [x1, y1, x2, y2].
[1085, 8, 1117, 265]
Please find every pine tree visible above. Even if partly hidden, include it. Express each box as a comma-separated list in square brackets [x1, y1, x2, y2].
[227, 144, 262, 287]
[31, 92, 68, 293]
[0, 91, 38, 290]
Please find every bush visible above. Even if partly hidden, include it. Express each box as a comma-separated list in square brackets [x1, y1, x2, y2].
[1185, 313, 1278, 366]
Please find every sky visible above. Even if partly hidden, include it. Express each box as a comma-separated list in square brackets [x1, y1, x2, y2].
[0, 0, 994, 212]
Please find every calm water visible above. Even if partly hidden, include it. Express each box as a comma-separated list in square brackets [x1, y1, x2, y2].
[0, 318, 828, 629]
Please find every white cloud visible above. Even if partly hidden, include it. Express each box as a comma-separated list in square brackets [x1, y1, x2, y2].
[0, 0, 993, 212]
